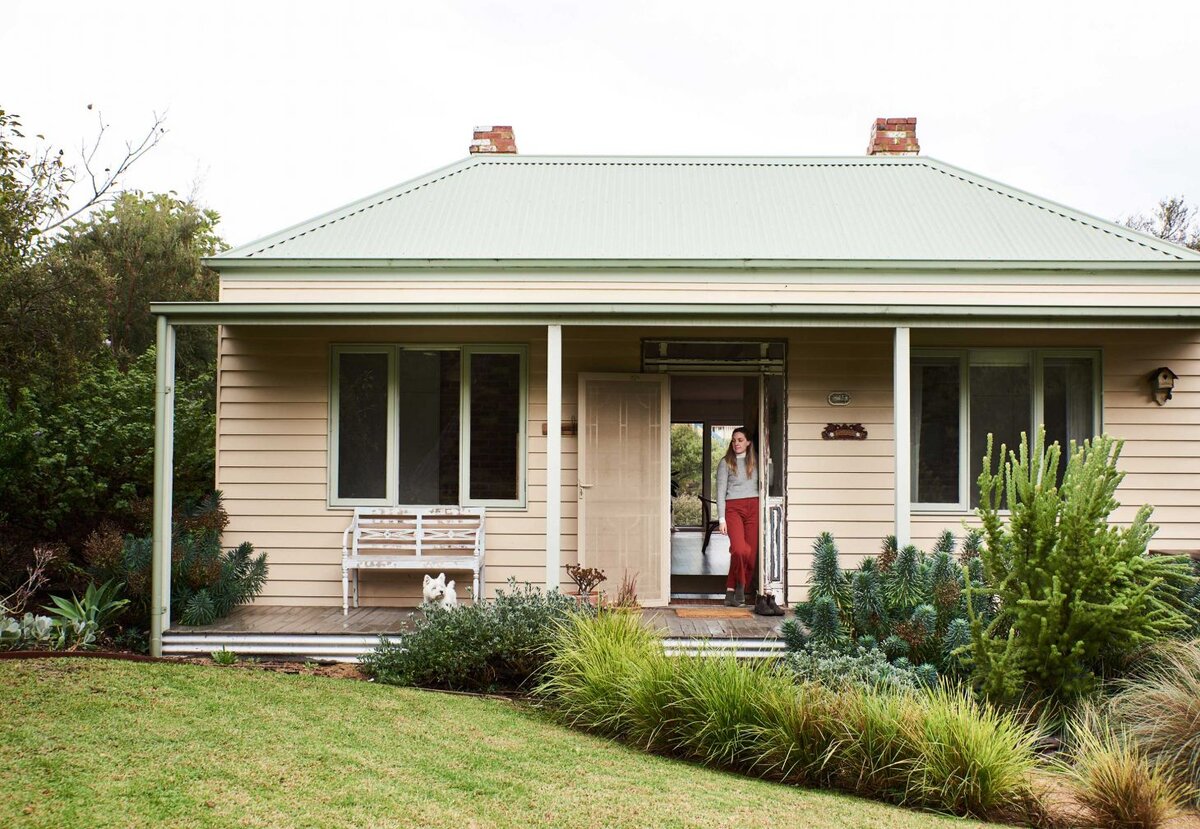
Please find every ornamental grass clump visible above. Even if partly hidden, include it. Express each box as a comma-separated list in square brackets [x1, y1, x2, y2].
[831, 685, 924, 802]
[748, 680, 840, 786]
[907, 685, 1039, 819]
[536, 608, 659, 736]
[1058, 707, 1188, 829]
[1108, 639, 1200, 806]
[970, 430, 1198, 702]
[668, 654, 782, 769]
[538, 614, 1043, 822]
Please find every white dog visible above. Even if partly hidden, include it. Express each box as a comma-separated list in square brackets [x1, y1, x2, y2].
[422, 573, 459, 610]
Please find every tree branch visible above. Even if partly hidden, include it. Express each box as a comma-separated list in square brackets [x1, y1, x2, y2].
[42, 108, 167, 234]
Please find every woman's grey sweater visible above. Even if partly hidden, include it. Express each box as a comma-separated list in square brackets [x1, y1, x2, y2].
[716, 454, 758, 515]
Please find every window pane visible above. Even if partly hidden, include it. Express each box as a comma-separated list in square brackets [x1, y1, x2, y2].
[1043, 357, 1095, 480]
[469, 352, 521, 501]
[337, 352, 389, 500]
[396, 350, 460, 505]
[969, 361, 1031, 508]
[911, 359, 961, 504]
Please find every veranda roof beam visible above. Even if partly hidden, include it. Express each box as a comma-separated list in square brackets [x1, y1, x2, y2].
[150, 302, 1200, 329]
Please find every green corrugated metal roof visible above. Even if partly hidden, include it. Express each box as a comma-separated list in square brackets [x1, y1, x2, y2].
[213, 156, 1200, 264]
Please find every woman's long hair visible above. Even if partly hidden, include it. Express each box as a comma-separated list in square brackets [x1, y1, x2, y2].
[721, 427, 757, 480]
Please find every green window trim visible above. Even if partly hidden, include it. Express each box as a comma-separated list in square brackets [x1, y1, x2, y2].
[329, 343, 528, 510]
[910, 347, 1102, 512]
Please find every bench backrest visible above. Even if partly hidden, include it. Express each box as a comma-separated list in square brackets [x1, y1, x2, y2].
[349, 507, 485, 559]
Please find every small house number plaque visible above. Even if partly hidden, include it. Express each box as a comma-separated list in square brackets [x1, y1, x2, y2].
[827, 391, 852, 406]
[822, 423, 868, 441]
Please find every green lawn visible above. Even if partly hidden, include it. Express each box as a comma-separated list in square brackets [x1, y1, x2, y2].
[0, 659, 1007, 829]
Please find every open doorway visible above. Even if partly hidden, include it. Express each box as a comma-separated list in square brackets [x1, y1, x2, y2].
[669, 375, 760, 601]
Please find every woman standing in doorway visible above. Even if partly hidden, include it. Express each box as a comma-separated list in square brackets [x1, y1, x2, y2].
[717, 427, 759, 607]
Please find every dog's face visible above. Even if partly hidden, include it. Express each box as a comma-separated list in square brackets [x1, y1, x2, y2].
[422, 573, 447, 603]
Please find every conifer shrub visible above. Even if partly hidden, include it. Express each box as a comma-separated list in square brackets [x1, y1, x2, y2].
[969, 430, 1198, 702]
[782, 530, 988, 682]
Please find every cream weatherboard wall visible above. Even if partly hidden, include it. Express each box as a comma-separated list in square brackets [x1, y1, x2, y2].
[219, 270, 1200, 309]
[215, 321, 1200, 607]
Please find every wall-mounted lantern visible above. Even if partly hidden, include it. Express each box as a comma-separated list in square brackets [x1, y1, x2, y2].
[1150, 366, 1178, 406]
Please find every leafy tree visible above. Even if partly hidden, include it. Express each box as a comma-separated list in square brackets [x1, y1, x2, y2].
[0, 349, 214, 563]
[1124, 196, 1200, 251]
[670, 423, 702, 495]
[968, 429, 1198, 702]
[51, 191, 223, 375]
[0, 105, 167, 390]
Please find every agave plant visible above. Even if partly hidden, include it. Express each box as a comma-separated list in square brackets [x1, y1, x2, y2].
[42, 580, 129, 633]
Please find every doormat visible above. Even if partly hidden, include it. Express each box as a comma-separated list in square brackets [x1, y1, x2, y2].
[674, 607, 752, 618]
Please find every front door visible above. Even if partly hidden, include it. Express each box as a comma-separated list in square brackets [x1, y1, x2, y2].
[578, 373, 671, 606]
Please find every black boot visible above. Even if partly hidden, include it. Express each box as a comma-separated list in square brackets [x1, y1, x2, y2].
[724, 589, 738, 607]
[766, 594, 786, 616]
[733, 584, 744, 606]
[753, 594, 772, 616]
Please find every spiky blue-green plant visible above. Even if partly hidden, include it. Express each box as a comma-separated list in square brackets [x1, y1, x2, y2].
[903, 604, 938, 662]
[851, 564, 887, 637]
[960, 529, 983, 561]
[807, 595, 846, 647]
[857, 634, 878, 651]
[966, 556, 986, 586]
[879, 534, 898, 571]
[882, 634, 910, 661]
[942, 617, 972, 671]
[914, 662, 940, 688]
[927, 550, 965, 627]
[809, 532, 848, 608]
[932, 530, 956, 556]
[780, 618, 808, 651]
[885, 544, 925, 609]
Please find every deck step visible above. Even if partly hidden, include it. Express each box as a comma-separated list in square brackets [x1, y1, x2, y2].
[163, 631, 786, 662]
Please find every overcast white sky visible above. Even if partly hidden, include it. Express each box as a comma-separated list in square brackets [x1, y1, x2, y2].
[9, 0, 1200, 247]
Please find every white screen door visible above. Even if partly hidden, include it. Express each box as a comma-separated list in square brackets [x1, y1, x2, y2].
[578, 373, 670, 607]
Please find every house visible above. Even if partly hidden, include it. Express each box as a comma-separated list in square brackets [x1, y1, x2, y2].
[149, 120, 1200, 658]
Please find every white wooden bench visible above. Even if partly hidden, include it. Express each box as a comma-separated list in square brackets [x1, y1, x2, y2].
[341, 507, 485, 615]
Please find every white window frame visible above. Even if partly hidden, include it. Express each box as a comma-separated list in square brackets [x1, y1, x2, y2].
[329, 343, 528, 510]
[910, 347, 1102, 513]
[329, 345, 396, 507]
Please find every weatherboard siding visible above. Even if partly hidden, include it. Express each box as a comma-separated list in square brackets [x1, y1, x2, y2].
[214, 324, 1200, 607]
[909, 328, 1200, 556]
[219, 275, 1200, 309]
[216, 325, 549, 606]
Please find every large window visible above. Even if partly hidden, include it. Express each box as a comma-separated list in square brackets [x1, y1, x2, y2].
[911, 350, 1099, 510]
[331, 345, 526, 507]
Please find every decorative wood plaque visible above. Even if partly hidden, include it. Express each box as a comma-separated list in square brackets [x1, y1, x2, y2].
[822, 423, 868, 441]
[541, 418, 578, 436]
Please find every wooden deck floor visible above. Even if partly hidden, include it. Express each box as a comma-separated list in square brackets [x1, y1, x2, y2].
[170, 604, 791, 639]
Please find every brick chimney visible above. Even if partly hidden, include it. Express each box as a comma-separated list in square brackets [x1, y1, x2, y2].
[867, 117, 919, 156]
[469, 125, 517, 154]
